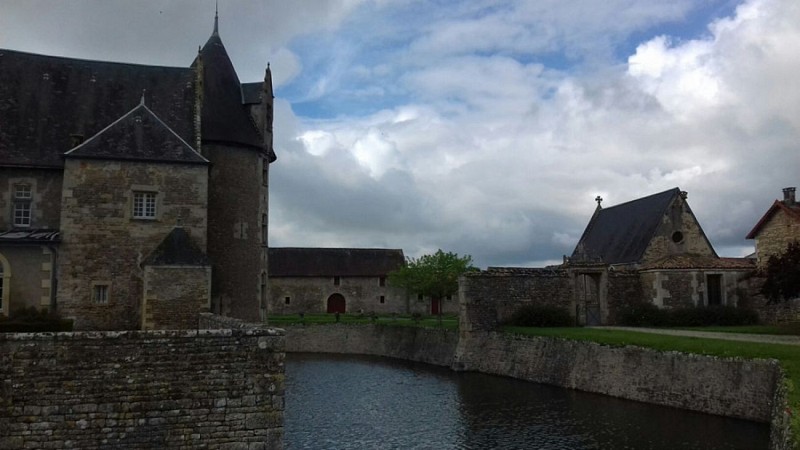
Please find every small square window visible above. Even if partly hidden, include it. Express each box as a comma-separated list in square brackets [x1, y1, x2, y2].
[333, 276, 340, 286]
[379, 277, 386, 287]
[417, 294, 423, 301]
[133, 191, 157, 219]
[284, 296, 291, 305]
[446, 295, 452, 301]
[93, 284, 109, 304]
[379, 296, 385, 304]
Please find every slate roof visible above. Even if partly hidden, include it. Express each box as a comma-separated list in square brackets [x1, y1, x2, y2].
[745, 200, 800, 239]
[142, 227, 209, 266]
[0, 229, 60, 244]
[241, 82, 263, 105]
[194, 24, 265, 151]
[269, 248, 405, 277]
[639, 254, 755, 271]
[0, 49, 195, 168]
[571, 188, 681, 265]
[65, 100, 207, 164]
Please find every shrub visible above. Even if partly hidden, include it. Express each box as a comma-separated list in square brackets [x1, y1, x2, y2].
[505, 305, 573, 327]
[618, 302, 669, 327]
[618, 303, 758, 327]
[0, 307, 73, 332]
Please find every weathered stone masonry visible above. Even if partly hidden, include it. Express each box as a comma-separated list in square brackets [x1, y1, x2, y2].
[0, 328, 284, 449]
[286, 323, 793, 449]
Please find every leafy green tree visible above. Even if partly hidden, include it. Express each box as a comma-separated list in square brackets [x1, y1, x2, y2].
[761, 240, 800, 302]
[388, 249, 477, 323]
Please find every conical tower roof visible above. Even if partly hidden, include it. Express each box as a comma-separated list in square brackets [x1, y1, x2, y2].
[194, 12, 264, 149]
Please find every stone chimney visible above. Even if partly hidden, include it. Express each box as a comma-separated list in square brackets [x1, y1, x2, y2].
[783, 187, 796, 206]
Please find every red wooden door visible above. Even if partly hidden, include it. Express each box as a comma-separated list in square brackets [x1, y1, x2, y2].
[327, 293, 346, 313]
[430, 298, 440, 315]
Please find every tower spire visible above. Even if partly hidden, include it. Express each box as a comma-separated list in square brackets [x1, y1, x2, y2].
[213, 1, 219, 35]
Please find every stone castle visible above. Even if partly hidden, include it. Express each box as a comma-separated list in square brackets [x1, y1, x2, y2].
[0, 13, 273, 329]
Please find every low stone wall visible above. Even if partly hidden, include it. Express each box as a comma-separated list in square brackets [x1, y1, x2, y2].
[453, 331, 780, 423]
[283, 324, 458, 367]
[282, 323, 792, 448]
[0, 328, 285, 449]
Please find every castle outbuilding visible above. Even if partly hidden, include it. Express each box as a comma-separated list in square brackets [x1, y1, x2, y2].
[0, 14, 274, 329]
[746, 187, 800, 268]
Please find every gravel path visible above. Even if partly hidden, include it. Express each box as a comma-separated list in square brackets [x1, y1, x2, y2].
[592, 326, 800, 346]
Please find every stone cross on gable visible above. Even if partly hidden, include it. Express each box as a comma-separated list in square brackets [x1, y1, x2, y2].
[595, 195, 603, 207]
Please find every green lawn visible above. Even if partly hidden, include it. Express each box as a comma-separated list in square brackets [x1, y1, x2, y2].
[268, 313, 459, 330]
[504, 326, 799, 448]
[669, 325, 800, 335]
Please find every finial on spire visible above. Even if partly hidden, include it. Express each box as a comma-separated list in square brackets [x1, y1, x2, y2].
[595, 195, 603, 208]
[140, 89, 146, 106]
[213, 0, 219, 35]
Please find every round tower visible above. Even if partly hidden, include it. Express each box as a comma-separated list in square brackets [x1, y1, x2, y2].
[194, 12, 275, 321]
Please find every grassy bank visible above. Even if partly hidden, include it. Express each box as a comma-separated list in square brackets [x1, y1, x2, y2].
[268, 313, 458, 330]
[504, 326, 799, 448]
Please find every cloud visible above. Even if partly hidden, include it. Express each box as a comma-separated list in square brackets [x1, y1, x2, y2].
[3, 0, 797, 267]
[270, 0, 800, 267]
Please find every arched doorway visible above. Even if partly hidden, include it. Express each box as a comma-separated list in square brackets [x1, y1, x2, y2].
[326, 293, 346, 313]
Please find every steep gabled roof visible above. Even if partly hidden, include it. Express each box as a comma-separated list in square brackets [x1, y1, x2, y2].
[746, 200, 800, 239]
[571, 188, 681, 264]
[194, 18, 264, 150]
[65, 99, 207, 164]
[143, 227, 209, 266]
[0, 48, 195, 168]
[269, 248, 405, 277]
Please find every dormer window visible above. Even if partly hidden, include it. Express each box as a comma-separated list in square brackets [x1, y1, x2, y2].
[13, 184, 32, 227]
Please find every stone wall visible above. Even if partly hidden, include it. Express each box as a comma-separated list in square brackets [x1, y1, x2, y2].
[742, 276, 800, 323]
[142, 266, 212, 330]
[269, 276, 407, 315]
[0, 245, 56, 315]
[57, 159, 208, 330]
[640, 269, 749, 309]
[753, 209, 800, 269]
[605, 270, 643, 323]
[0, 328, 284, 449]
[458, 269, 575, 331]
[287, 323, 792, 448]
[0, 168, 63, 231]
[204, 144, 268, 323]
[453, 331, 781, 423]
[283, 324, 458, 367]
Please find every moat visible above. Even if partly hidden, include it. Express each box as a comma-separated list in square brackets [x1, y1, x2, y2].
[285, 353, 769, 450]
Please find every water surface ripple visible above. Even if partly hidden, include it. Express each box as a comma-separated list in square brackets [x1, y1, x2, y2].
[285, 353, 768, 450]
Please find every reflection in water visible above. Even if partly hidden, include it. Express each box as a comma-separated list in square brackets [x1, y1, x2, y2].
[285, 353, 768, 450]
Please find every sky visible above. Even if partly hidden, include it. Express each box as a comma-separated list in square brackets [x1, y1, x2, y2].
[1, 0, 798, 268]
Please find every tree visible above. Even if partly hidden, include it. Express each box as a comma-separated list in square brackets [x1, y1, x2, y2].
[388, 249, 477, 322]
[761, 240, 800, 302]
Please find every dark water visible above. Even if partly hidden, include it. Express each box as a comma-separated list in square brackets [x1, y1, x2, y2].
[285, 353, 769, 450]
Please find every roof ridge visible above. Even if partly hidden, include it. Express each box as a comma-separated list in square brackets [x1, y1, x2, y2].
[65, 102, 147, 155]
[0, 47, 189, 71]
[598, 187, 680, 212]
